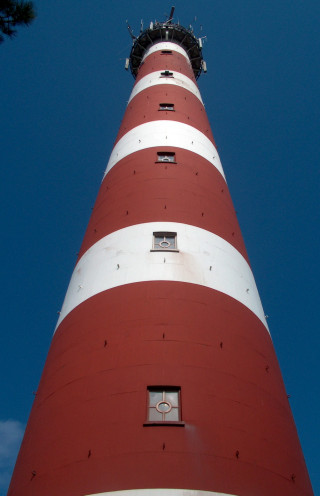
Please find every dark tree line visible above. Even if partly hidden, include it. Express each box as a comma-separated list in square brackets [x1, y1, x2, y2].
[0, 0, 35, 43]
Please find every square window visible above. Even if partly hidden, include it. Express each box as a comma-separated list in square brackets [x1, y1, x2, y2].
[159, 103, 174, 111]
[147, 387, 181, 422]
[160, 70, 174, 78]
[152, 232, 178, 251]
[156, 152, 176, 163]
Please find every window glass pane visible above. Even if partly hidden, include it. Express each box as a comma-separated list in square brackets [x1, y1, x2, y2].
[154, 235, 164, 245]
[157, 153, 175, 162]
[165, 408, 179, 421]
[149, 391, 162, 406]
[157, 401, 171, 412]
[162, 237, 174, 248]
[164, 236, 175, 248]
[159, 103, 174, 111]
[165, 391, 179, 406]
[148, 408, 162, 421]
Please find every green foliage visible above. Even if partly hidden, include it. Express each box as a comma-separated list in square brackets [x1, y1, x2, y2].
[0, 0, 36, 43]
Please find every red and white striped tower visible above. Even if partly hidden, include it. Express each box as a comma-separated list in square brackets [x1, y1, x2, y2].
[8, 14, 313, 496]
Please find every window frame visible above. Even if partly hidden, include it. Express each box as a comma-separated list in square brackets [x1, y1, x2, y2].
[144, 386, 184, 426]
[151, 232, 179, 252]
[156, 151, 177, 163]
[159, 103, 175, 111]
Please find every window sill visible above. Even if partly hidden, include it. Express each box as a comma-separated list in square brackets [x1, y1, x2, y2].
[143, 421, 185, 427]
[158, 109, 175, 112]
[155, 161, 177, 164]
[150, 249, 179, 253]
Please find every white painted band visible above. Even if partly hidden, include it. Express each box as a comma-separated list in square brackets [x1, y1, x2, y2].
[142, 41, 191, 64]
[128, 71, 203, 105]
[56, 223, 268, 332]
[85, 489, 239, 496]
[104, 121, 225, 180]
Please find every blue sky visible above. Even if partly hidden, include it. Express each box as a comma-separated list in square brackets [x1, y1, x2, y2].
[1, 1, 319, 494]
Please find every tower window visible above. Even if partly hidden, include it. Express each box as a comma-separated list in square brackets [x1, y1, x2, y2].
[147, 387, 181, 422]
[161, 50, 172, 55]
[156, 152, 176, 163]
[160, 70, 174, 78]
[159, 103, 174, 111]
[152, 232, 178, 251]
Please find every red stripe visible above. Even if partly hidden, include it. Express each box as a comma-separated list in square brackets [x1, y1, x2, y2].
[78, 148, 247, 262]
[135, 50, 197, 84]
[8, 282, 312, 496]
[115, 86, 215, 146]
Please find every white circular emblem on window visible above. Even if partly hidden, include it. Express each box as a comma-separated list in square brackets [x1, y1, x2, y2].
[156, 401, 172, 413]
[159, 240, 171, 248]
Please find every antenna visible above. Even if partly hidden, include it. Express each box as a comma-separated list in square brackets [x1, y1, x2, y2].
[126, 20, 136, 40]
[198, 35, 207, 49]
[167, 6, 175, 23]
[140, 19, 143, 33]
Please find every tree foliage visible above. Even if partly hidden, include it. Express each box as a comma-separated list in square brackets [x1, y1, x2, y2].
[0, 0, 35, 43]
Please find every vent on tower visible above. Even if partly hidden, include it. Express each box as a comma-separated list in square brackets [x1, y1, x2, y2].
[160, 70, 174, 78]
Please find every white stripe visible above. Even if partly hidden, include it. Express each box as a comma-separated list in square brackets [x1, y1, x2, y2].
[104, 121, 225, 180]
[56, 223, 268, 332]
[128, 71, 203, 105]
[142, 41, 191, 63]
[85, 490, 239, 496]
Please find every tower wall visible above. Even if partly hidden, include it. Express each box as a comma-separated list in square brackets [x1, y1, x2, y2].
[8, 35, 313, 496]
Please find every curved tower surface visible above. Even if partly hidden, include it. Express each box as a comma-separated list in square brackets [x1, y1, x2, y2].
[8, 15, 313, 496]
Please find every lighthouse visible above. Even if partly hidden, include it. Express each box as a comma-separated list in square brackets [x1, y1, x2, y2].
[8, 10, 313, 496]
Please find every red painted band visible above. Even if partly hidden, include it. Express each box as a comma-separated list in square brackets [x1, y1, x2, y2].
[9, 282, 312, 496]
[115, 86, 215, 146]
[78, 148, 247, 262]
[135, 51, 196, 84]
